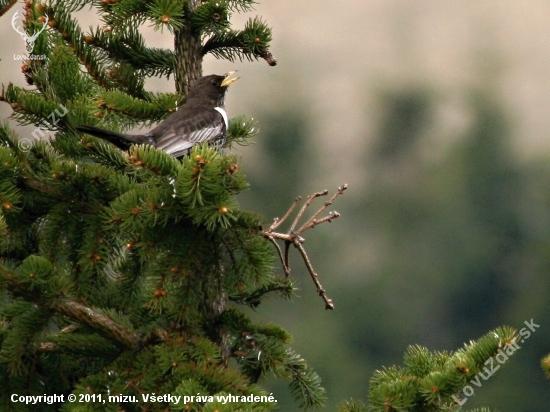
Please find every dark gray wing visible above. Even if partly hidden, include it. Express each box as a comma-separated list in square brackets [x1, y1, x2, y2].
[155, 109, 226, 158]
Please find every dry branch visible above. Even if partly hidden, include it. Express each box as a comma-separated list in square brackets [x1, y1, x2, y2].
[262, 184, 348, 310]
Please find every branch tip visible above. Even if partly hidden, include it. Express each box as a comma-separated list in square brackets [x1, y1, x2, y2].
[262, 50, 277, 66]
[262, 185, 348, 308]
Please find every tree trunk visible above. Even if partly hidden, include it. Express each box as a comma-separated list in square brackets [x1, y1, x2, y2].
[174, 0, 203, 97]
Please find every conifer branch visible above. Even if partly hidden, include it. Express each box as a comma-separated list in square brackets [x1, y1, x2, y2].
[368, 327, 520, 410]
[227, 114, 259, 146]
[24, 177, 68, 202]
[202, 18, 276, 65]
[46, 5, 116, 90]
[262, 184, 348, 310]
[226, 0, 256, 13]
[0, 0, 17, 18]
[261, 49, 277, 66]
[231, 280, 295, 306]
[100, 0, 149, 29]
[35, 325, 112, 354]
[56, 300, 141, 350]
[88, 26, 176, 80]
[0, 263, 141, 350]
[23, 174, 95, 213]
[35, 341, 58, 352]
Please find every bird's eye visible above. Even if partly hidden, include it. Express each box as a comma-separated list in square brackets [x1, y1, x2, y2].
[211, 80, 219, 86]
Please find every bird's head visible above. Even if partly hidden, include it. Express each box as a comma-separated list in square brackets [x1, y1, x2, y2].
[188, 72, 240, 106]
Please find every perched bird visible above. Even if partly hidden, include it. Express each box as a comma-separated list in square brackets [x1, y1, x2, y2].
[77, 72, 239, 158]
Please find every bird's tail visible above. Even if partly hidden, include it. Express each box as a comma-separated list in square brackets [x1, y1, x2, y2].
[76, 125, 147, 150]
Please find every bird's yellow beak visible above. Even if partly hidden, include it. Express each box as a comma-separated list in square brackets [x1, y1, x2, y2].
[221, 71, 240, 87]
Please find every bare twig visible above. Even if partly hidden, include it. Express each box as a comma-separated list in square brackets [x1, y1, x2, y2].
[265, 235, 291, 276]
[269, 196, 301, 231]
[284, 241, 291, 274]
[290, 190, 327, 232]
[294, 242, 333, 310]
[297, 185, 347, 233]
[262, 184, 348, 310]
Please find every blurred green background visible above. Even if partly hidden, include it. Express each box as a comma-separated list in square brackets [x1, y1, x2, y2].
[2, 1, 550, 410]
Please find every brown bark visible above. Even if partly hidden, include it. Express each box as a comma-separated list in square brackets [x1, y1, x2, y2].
[0, 263, 141, 350]
[174, 0, 203, 97]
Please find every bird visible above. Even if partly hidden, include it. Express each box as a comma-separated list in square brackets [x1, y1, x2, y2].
[76, 72, 240, 158]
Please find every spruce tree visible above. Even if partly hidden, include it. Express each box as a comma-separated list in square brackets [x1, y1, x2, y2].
[0, 0, 330, 411]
